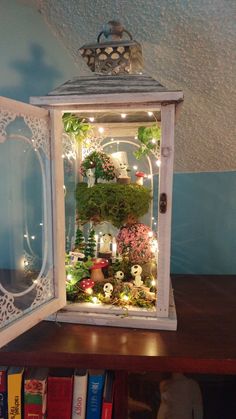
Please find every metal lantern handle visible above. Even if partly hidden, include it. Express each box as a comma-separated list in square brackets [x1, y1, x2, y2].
[97, 21, 133, 43]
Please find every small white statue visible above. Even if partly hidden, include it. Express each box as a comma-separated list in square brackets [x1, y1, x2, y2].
[86, 168, 95, 188]
[117, 162, 128, 178]
[131, 265, 143, 287]
[100, 233, 112, 253]
[157, 373, 203, 419]
[114, 270, 124, 281]
[103, 282, 113, 298]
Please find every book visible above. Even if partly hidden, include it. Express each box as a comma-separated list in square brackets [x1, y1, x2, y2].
[7, 366, 24, 419]
[72, 369, 88, 419]
[101, 371, 115, 419]
[86, 369, 105, 419]
[47, 368, 74, 419]
[0, 366, 8, 419]
[24, 367, 48, 419]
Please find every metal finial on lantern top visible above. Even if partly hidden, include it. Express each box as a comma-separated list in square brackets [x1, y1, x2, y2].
[79, 20, 143, 75]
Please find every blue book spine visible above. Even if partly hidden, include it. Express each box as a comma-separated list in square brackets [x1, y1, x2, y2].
[86, 370, 105, 419]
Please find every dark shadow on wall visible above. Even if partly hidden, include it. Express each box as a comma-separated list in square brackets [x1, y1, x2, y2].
[0, 43, 62, 103]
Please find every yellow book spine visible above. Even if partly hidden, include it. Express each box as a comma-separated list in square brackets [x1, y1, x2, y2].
[8, 370, 23, 419]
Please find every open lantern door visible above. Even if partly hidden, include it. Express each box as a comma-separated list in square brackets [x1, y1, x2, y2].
[0, 23, 183, 347]
[0, 97, 66, 348]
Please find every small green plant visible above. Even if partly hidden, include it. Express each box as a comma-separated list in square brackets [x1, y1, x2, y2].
[66, 257, 93, 300]
[134, 124, 161, 159]
[76, 182, 152, 228]
[63, 113, 92, 144]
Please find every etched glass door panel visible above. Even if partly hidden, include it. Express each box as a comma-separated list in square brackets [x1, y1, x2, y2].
[0, 98, 65, 347]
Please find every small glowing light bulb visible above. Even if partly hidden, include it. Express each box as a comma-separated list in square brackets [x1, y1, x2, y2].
[92, 296, 99, 304]
[156, 159, 161, 167]
[121, 113, 127, 119]
[24, 260, 29, 266]
[111, 138, 114, 142]
[67, 274, 72, 281]
[148, 231, 153, 238]
[39, 223, 43, 226]
[24, 234, 28, 238]
[31, 235, 35, 240]
[151, 138, 156, 144]
[89, 117, 95, 122]
[98, 127, 104, 134]
[133, 165, 138, 170]
[151, 279, 156, 287]
[147, 174, 152, 179]
[61, 154, 65, 159]
[134, 136, 138, 140]
[148, 111, 153, 116]
[122, 295, 129, 302]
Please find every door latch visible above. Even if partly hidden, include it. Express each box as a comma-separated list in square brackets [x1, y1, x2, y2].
[159, 193, 167, 213]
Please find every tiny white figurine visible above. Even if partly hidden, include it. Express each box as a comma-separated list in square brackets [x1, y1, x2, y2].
[100, 233, 112, 253]
[157, 373, 203, 419]
[114, 270, 124, 281]
[117, 161, 128, 178]
[131, 265, 143, 287]
[86, 168, 95, 188]
[103, 282, 113, 298]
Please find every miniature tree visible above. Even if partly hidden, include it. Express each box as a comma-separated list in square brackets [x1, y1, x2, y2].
[84, 229, 96, 259]
[81, 151, 116, 183]
[74, 227, 85, 251]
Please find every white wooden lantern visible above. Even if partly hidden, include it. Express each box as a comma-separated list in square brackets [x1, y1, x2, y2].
[0, 47, 183, 348]
[31, 74, 183, 330]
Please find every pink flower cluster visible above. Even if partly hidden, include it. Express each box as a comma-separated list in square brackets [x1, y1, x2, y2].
[101, 158, 115, 176]
[117, 223, 155, 263]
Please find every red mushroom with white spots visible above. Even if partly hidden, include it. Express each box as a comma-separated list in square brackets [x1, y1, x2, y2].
[135, 171, 145, 186]
[90, 258, 109, 282]
[80, 278, 95, 294]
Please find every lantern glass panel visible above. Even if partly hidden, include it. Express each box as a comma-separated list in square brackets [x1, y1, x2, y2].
[0, 114, 54, 327]
[63, 110, 161, 315]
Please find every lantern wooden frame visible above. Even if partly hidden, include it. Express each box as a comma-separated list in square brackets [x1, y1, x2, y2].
[30, 74, 183, 331]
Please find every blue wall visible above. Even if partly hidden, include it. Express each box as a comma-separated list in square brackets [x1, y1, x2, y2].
[171, 172, 236, 274]
[0, 1, 235, 275]
[0, 0, 78, 102]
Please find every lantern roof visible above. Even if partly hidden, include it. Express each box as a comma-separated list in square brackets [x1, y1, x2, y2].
[30, 74, 183, 109]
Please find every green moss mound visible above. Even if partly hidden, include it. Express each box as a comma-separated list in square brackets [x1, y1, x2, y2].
[76, 183, 152, 228]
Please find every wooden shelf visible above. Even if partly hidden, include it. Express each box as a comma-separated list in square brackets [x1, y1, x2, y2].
[1, 276, 236, 375]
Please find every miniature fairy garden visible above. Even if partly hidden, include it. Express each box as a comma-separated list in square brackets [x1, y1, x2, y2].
[64, 113, 161, 310]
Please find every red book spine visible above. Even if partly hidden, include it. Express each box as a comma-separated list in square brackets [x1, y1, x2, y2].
[0, 367, 8, 419]
[24, 404, 42, 418]
[47, 376, 73, 419]
[101, 402, 113, 419]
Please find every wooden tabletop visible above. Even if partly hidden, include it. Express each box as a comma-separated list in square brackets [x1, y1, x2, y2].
[1, 276, 236, 374]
